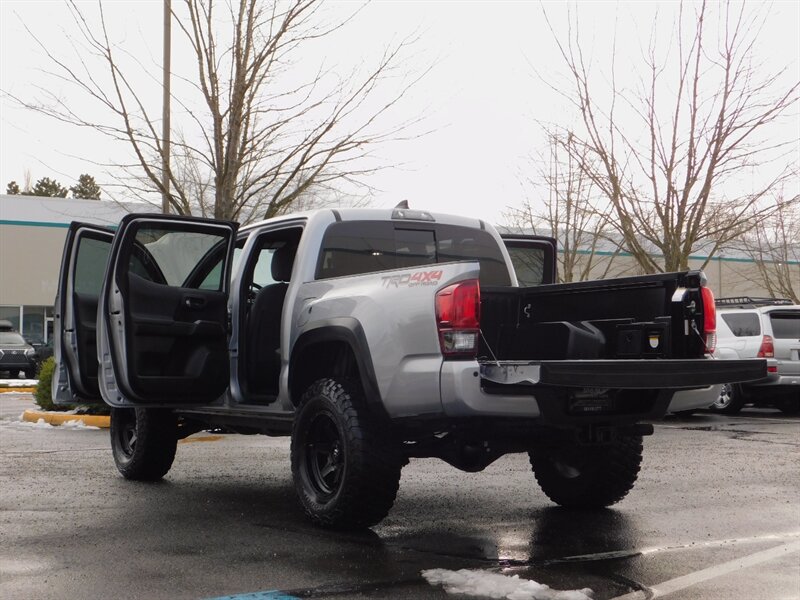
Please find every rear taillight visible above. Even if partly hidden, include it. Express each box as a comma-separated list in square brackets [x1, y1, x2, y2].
[757, 335, 775, 358]
[700, 286, 716, 353]
[436, 279, 480, 358]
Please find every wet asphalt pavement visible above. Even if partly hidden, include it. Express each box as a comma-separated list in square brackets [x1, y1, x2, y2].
[1, 393, 798, 600]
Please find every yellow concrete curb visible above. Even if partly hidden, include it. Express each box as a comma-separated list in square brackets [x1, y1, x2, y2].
[22, 409, 110, 428]
[0, 387, 37, 393]
[179, 435, 224, 444]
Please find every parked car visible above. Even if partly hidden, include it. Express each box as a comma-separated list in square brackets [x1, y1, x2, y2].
[711, 297, 800, 414]
[31, 339, 54, 374]
[0, 323, 38, 379]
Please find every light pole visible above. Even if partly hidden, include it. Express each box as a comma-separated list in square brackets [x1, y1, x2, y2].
[161, 0, 172, 214]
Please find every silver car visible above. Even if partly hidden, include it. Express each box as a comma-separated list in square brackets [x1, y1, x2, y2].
[711, 297, 800, 414]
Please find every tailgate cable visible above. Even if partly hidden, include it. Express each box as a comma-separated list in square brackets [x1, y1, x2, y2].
[690, 320, 717, 358]
[479, 329, 502, 367]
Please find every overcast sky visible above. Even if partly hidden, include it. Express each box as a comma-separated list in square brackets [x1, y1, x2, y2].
[1, 0, 798, 225]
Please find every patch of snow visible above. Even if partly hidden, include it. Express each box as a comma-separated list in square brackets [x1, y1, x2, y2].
[0, 379, 39, 386]
[421, 569, 595, 600]
[8, 418, 55, 429]
[2, 414, 99, 431]
[59, 419, 99, 430]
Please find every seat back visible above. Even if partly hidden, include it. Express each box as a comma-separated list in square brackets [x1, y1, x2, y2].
[246, 243, 296, 394]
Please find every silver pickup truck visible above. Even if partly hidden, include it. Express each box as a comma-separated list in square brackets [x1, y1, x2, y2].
[53, 208, 765, 529]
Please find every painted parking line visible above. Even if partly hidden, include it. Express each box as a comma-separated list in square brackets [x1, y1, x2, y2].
[610, 540, 800, 599]
[206, 591, 299, 600]
[545, 531, 800, 564]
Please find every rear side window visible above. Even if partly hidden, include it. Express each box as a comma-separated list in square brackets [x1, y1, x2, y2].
[74, 236, 111, 296]
[769, 311, 800, 339]
[720, 313, 761, 337]
[316, 221, 510, 286]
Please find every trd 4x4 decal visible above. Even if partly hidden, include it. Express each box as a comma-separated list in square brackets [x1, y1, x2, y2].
[381, 269, 443, 288]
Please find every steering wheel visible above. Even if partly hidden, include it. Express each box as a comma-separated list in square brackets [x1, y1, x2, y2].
[247, 282, 262, 305]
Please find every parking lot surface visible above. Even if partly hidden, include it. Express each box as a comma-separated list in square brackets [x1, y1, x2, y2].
[1, 393, 798, 600]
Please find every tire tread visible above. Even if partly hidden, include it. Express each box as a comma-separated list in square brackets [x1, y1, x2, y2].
[529, 434, 643, 508]
[291, 378, 402, 529]
[111, 408, 178, 481]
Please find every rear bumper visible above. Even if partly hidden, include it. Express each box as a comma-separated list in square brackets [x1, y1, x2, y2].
[744, 373, 800, 391]
[668, 385, 721, 413]
[746, 373, 800, 386]
[480, 359, 767, 389]
[439, 358, 765, 423]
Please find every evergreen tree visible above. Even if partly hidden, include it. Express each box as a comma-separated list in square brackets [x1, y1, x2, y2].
[30, 177, 68, 198]
[6, 181, 20, 195]
[70, 173, 101, 199]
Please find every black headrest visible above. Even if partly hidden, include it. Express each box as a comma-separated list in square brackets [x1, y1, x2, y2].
[271, 243, 297, 282]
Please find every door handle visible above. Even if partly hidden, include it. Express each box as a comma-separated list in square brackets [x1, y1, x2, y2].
[183, 295, 206, 309]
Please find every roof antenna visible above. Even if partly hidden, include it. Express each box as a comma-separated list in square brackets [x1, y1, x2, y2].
[394, 200, 409, 209]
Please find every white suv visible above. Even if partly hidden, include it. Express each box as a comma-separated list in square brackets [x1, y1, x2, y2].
[711, 298, 800, 414]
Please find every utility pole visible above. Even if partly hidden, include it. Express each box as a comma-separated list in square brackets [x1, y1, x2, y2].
[161, 0, 172, 214]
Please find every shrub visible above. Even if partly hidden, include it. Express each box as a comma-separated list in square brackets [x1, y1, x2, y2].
[34, 357, 60, 411]
[33, 356, 110, 415]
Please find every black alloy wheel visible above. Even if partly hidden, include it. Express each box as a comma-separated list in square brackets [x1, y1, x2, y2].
[291, 377, 403, 529]
[304, 411, 345, 500]
[110, 408, 178, 481]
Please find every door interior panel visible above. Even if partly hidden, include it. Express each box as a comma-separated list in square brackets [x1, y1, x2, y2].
[124, 272, 229, 401]
[73, 292, 101, 396]
[60, 228, 114, 403]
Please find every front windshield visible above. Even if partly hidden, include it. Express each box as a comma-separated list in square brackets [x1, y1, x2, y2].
[0, 332, 28, 345]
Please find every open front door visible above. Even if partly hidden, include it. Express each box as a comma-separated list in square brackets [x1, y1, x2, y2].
[53, 223, 115, 405]
[97, 214, 238, 407]
[500, 234, 557, 287]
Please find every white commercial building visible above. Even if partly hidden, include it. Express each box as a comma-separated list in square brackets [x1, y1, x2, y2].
[0, 194, 134, 344]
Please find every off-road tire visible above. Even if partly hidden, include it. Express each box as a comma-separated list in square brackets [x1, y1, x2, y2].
[710, 383, 745, 414]
[291, 378, 402, 529]
[110, 408, 178, 481]
[529, 434, 643, 508]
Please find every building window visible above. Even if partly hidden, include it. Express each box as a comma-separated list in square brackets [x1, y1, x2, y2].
[0, 306, 21, 330]
[22, 306, 48, 345]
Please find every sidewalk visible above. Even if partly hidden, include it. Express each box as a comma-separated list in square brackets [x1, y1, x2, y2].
[0, 391, 37, 420]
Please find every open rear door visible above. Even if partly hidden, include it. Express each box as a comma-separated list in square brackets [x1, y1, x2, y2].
[97, 214, 238, 407]
[53, 223, 115, 405]
[500, 234, 557, 286]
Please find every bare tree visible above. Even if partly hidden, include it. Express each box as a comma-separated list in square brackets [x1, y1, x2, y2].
[504, 129, 626, 283]
[542, 1, 799, 273]
[737, 196, 800, 303]
[10, 0, 424, 222]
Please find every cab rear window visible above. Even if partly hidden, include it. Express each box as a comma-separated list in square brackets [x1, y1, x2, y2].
[316, 221, 510, 286]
